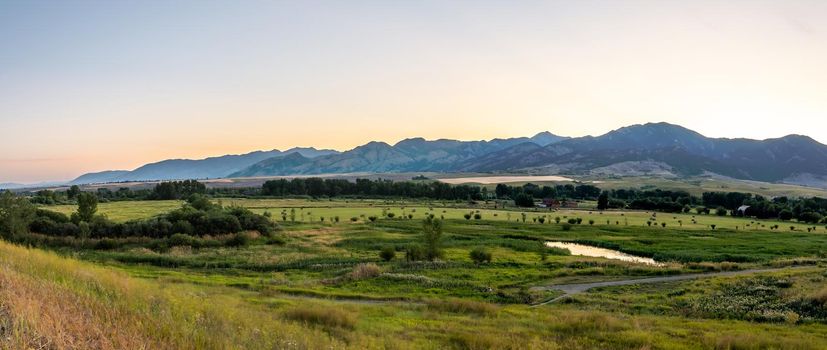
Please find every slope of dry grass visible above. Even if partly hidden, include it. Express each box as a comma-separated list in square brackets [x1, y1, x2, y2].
[0, 241, 343, 350]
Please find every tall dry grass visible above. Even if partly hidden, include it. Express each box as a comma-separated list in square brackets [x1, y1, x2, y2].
[809, 286, 827, 306]
[425, 298, 497, 316]
[350, 263, 382, 280]
[282, 307, 357, 330]
[0, 241, 342, 350]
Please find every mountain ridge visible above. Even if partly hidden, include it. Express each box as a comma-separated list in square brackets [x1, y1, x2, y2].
[64, 124, 827, 188]
[69, 147, 339, 184]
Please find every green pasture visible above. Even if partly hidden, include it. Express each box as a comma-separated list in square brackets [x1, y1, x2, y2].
[45, 198, 827, 233]
[18, 196, 827, 348]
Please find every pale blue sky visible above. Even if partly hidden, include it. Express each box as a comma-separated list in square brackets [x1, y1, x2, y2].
[2, 0, 827, 182]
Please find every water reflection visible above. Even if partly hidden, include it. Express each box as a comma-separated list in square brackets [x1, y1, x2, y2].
[545, 241, 663, 266]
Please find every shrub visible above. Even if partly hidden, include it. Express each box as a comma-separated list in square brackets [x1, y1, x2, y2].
[567, 218, 577, 225]
[34, 209, 70, 223]
[473, 213, 481, 220]
[93, 238, 118, 250]
[588, 219, 594, 225]
[386, 212, 395, 218]
[265, 235, 285, 245]
[576, 218, 583, 224]
[350, 263, 381, 280]
[380, 246, 396, 261]
[168, 233, 196, 247]
[799, 212, 823, 224]
[716, 207, 727, 216]
[422, 217, 444, 261]
[283, 307, 357, 329]
[172, 220, 194, 235]
[350, 217, 358, 222]
[469, 247, 492, 264]
[463, 213, 472, 220]
[514, 193, 534, 207]
[405, 245, 427, 261]
[546, 246, 570, 256]
[561, 223, 572, 231]
[368, 216, 378, 222]
[225, 232, 251, 247]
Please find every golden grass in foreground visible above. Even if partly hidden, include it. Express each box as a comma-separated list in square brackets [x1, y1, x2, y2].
[1, 239, 826, 349]
[0, 241, 346, 350]
[425, 298, 497, 316]
[283, 307, 357, 330]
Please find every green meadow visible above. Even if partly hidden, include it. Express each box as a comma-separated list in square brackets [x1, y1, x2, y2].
[5, 198, 827, 349]
[47, 197, 825, 232]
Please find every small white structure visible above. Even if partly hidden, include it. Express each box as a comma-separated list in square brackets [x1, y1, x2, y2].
[736, 205, 750, 215]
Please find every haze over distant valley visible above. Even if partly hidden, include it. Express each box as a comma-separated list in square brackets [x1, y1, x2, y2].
[4, 122, 818, 191]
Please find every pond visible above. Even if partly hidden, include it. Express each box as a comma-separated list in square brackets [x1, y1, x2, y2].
[545, 241, 663, 266]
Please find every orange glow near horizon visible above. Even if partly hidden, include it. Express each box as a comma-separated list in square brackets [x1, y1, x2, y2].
[2, 1, 827, 183]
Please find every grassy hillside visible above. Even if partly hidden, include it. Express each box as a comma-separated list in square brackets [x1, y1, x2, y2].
[0, 240, 341, 349]
[2, 239, 826, 349]
[8, 198, 827, 349]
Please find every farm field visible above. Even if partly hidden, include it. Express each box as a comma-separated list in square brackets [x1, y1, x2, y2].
[46, 198, 827, 232]
[433, 174, 827, 198]
[46, 199, 183, 222]
[10, 197, 826, 348]
[59, 174, 827, 201]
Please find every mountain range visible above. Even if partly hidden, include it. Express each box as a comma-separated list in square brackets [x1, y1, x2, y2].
[63, 123, 827, 188]
[67, 147, 338, 185]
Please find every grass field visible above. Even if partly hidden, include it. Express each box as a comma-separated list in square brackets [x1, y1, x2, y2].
[584, 175, 827, 198]
[46, 199, 183, 222]
[448, 174, 827, 198]
[7, 198, 827, 349]
[45, 198, 826, 232]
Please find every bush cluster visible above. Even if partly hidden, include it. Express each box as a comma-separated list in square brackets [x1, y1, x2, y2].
[469, 247, 492, 264]
[29, 195, 277, 239]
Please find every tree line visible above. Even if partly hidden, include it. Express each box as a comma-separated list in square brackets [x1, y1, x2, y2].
[1, 190, 278, 249]
[15, 177, 827, 224]
[28, 180, 208, 205]
[261, 178, 485, 200]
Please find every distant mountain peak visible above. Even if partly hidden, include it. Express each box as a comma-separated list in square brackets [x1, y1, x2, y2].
[395, 137, 427, 145]
[613, 121, 699, 135]
[61, 123, 827, 188]
[530, 131, 569, 146]
[356, 141, 393, 150]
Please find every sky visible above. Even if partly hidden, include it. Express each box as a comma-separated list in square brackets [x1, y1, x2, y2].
[2, 0, 827, 183]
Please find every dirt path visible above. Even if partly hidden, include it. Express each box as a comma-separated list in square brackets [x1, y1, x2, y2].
[531, 266, 817, 307]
